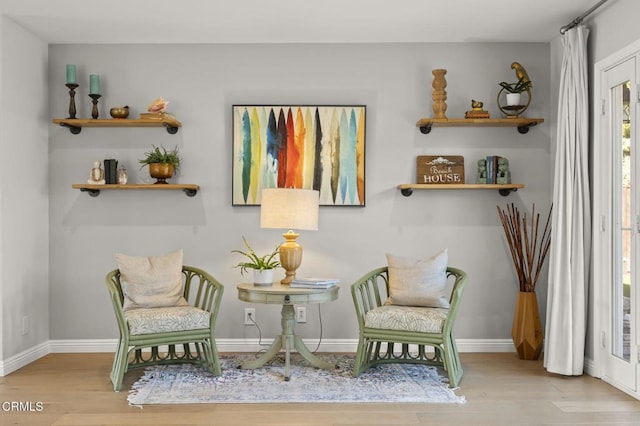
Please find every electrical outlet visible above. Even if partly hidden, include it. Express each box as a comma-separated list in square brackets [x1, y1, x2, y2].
[244, 308, 256, 325]
[22, 316, 29, 335]
[296, 307, 307, 323]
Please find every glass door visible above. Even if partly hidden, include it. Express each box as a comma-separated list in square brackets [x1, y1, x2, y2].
[601, 57, 637, 392]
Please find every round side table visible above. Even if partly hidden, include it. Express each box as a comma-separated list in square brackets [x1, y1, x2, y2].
[237, 282, 339, 381]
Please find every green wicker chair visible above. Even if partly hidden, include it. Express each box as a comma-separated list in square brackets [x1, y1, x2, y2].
[351, 266, 468, 387]
[105, 265, 224, 391]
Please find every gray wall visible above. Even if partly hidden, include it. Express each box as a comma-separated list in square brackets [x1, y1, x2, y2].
[48, 42, 552, 344]
[589, 0, 640, 64]
[1, 17, 49, 360]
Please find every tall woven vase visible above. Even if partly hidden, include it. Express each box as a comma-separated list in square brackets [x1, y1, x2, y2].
[512, 291, 543, 360]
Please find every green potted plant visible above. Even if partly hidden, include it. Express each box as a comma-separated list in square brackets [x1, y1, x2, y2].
[139, 145, 180, 184]
[498, 77, 532, 106]
[231, 236, 281, 285]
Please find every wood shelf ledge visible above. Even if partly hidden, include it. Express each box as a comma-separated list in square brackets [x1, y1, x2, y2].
[52, 117, 182, 135]
[415, 118, 544, 135]
[72, 183, 199, 197]
[397, 183, 524, 197]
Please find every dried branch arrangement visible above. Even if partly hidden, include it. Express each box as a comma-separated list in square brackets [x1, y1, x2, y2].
[496, 203, 552, 292]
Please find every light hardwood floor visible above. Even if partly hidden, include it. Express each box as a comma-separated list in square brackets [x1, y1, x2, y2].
[0, 352, 639, 425]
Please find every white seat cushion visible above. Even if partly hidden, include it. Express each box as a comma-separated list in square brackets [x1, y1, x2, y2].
[364, 305, 448, 333]
[125, 306, 210, 336]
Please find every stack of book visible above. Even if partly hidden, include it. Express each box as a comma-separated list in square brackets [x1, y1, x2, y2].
[464, 109, 490, 119]
[290, 278, 339, 288]
[139, 112, 175, 121]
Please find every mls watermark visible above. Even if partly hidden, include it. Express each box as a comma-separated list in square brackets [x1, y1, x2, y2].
[1, 401, 44, 412]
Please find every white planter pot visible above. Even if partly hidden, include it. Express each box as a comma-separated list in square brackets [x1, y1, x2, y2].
[506, 93, 521, 106]
[253, 269, 274, 286]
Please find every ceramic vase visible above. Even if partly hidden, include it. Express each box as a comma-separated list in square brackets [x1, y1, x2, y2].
[253, 269, 274, 286]
[512, 291, 543, 360]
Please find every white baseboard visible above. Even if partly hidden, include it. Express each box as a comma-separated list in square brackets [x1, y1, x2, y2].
[583, 356, 596, 377]
[1, 338, 515, 376]
[0, 342, 49, 376]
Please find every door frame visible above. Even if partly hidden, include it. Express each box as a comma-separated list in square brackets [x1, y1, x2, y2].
[593, 39, 640, 398]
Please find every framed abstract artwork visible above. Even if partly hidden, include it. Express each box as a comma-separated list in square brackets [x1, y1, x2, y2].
[232, 105, 366, 206]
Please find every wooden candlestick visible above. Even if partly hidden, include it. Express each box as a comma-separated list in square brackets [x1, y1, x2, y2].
[432, 69, 448, 119]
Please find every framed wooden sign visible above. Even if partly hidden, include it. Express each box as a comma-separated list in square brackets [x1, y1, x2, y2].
[416, 156, 465, 184]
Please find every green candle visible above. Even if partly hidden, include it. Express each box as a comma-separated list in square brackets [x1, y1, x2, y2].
[66, 64, 77, 84]
[89, 74, 100, 95]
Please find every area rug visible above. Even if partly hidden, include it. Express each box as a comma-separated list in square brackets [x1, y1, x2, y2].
[127, 354, 465, 405]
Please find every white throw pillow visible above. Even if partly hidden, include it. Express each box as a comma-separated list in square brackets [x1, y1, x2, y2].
[115, 249, 188, 311]
[386, 249, 450, 308]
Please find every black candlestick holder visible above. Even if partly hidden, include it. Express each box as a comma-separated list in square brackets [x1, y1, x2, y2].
[65, 83, 79, 119]
[89, 94, 101, 119]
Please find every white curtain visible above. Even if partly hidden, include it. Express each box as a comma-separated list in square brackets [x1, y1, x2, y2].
[544, 25, 592, 375]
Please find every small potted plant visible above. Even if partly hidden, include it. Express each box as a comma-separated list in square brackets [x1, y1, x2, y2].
[138, 145, 180, 184]
[498, 77, 532, 106]
[232, 236, 281, 285]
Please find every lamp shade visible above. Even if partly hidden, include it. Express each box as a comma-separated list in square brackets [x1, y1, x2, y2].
[260, 188, 319, 231]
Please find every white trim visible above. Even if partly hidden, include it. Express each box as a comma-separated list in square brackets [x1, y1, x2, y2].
[0, 342, 49, 376]
[0, 338, 516, 376]
[49, 339, 117, 353]
[593, 39, 640, 386]
[584, 356, 597, 377]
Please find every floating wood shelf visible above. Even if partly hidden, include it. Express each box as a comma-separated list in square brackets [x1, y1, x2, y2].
[397, 183, 524, 197]
[415, 118, 544, 135]
[72, 183, 199, 197]
[52, 117, 182, 135]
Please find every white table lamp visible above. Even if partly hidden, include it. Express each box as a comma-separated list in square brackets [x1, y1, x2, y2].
[260, 188, 319, 284]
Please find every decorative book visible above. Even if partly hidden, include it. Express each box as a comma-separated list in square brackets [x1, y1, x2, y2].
[290, 278, 339, 288]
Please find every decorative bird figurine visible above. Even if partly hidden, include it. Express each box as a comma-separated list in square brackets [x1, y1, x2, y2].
[511, 62, 532, 87]
[471, 99, 484, 110]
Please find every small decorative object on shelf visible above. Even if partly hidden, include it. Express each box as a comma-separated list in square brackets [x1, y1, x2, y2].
[147, 96, 169, 113]
[416, 155, 464, 184]
[497, 62, 532, 118]
[103, 159, 118, 184]
[88, 74, 101, 119]
[496, 157, 511, 184]
[66, 64, 77, 85]
[476, 159, 487, 184]
[140, 97, 174, 121]
[117, 166, 128, 185]
[139, 145, 180, 184]
[110, 106, 129, 119]
[65, 65, 79, 119]
[88, 160, 105, 185]
[465, 99, 490, 119]
[482, 155, 512, 184]
[89, 94, 101, 119]
[65, 83, 79, 119]
[431, 69, 447, 119]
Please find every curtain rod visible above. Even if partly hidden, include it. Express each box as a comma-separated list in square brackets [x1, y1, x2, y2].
[560, 0, 610, 34]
